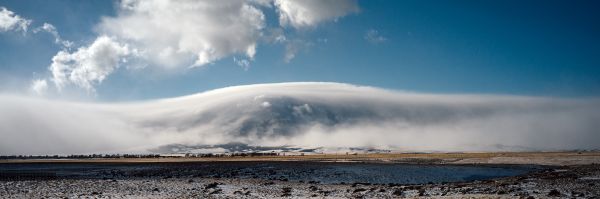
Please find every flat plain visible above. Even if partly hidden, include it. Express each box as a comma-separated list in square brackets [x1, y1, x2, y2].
[2, 151, 600, 165]
[1, 152, 599, 198]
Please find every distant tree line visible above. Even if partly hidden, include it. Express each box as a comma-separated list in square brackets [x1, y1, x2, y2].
[0, 152, 282, 160]
[0, 154, 160, 160]
[185, 152, 279, 158]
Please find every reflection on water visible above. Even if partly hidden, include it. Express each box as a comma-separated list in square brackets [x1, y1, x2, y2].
[0, 162, 539, 184]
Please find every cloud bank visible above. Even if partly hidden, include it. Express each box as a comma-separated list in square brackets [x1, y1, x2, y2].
[1, 82, 599, 155]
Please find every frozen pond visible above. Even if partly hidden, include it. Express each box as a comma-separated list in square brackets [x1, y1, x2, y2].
[0, 161, 539, 184]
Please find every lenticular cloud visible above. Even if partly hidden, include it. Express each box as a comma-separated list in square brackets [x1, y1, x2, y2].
[1, 82, 599, 155]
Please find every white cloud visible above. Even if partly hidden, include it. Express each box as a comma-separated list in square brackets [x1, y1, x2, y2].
[261, 101, 271, 108]
[284, 39, 313, 63]
[97, 0, 360, 67]
[30, 79, 48, 96]
[0, 7, 31, 33]
[31, 0, 360, 94]
[233, 57, 251, 71]
[274, 0, 359, 28]
[0, 8, 73, 48]
[263, 28, 287, 44]
[1, 82, 599, 155]
[98, 0, 265, 68]
[33, 23, 73, 48]
[365, 29, 387, 44]
[49, 36, 131, 93]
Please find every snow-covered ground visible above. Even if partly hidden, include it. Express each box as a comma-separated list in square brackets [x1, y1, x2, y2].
[1, 164, 598, 198]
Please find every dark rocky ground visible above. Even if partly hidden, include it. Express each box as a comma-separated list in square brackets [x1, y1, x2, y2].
[0, 162, 598, 198]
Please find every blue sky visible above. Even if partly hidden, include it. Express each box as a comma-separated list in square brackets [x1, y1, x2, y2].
[1, 0, 599, 101]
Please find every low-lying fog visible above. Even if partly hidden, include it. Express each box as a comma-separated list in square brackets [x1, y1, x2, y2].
[1, 82, 599, 155]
